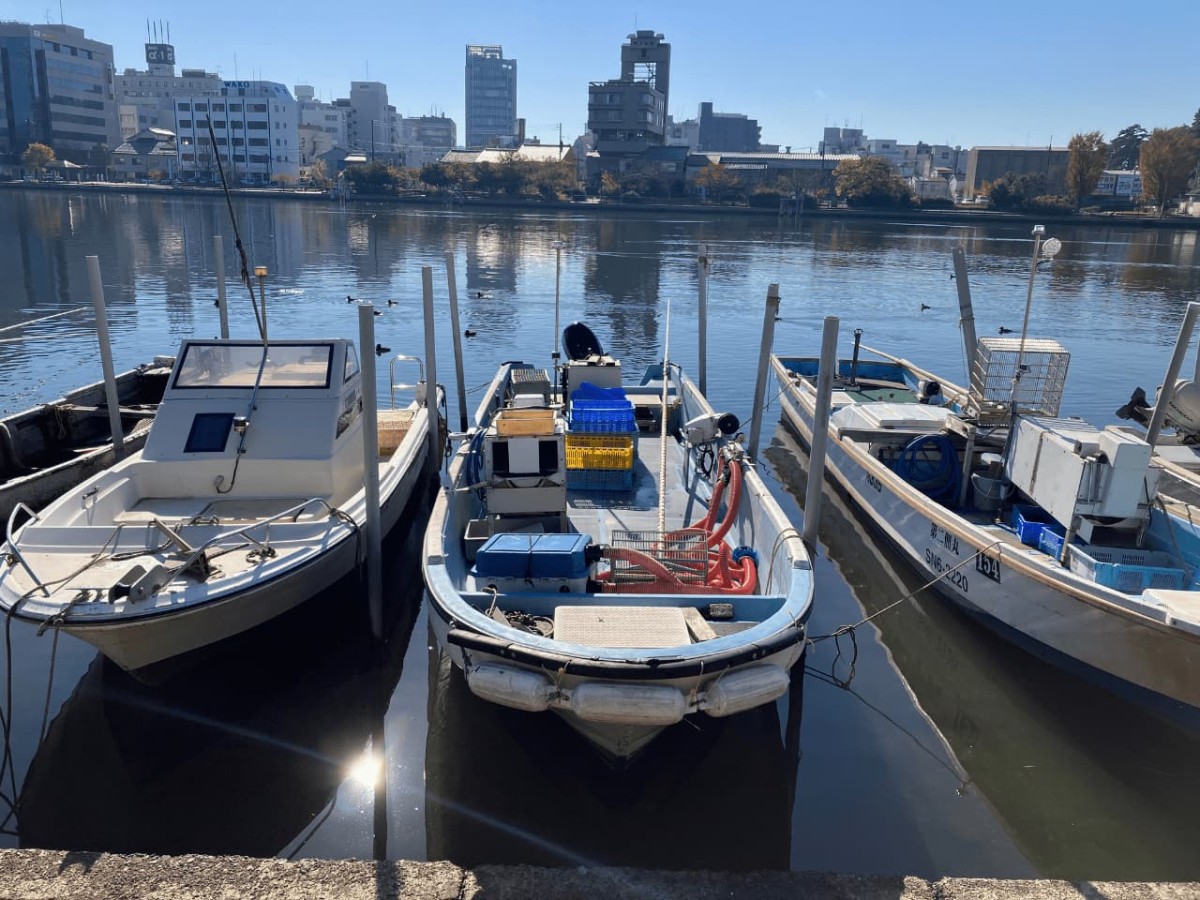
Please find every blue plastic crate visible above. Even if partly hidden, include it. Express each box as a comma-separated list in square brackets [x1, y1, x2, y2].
[567, 467, 636, 492]
[1011, 504, 1065, 547]
[1067, 546, 1187, 593]
[568, 402, 638, 433]
[1038, 528, 1066, 559]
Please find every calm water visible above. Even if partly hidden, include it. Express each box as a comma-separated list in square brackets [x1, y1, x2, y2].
[1, 189, 1199, 879]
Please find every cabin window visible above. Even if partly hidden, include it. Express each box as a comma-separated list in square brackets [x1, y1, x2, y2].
[174, 343, 334, 389]
[344, 345, 359, 383]
[184, 413, 235, 453]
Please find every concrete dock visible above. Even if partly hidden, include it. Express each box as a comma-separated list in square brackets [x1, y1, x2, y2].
[0, 851, 1195, 900]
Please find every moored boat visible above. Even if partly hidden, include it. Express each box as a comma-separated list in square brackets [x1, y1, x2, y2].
[422, 323, 813, 762]
[0, 358, 173, 523]
[771, 332, 1200, 723]
[0, 337, 434, 672]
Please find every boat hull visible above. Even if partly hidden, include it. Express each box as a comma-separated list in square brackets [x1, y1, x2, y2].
[422, 363, 813, 761]
[5, 413, 432, 673]
[772, 357, 1200, 718]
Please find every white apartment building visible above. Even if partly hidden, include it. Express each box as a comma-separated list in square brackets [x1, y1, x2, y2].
[172, 80, 298, 184]
[294, 86, 348, 167]
[399, 115, 456, 168]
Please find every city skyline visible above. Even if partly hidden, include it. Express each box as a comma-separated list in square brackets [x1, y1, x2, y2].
[6, 0, 1200, 151]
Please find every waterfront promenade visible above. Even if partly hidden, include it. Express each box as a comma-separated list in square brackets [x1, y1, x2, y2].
[0, 851, 1196, 900]
[3, 179, 1197, 229]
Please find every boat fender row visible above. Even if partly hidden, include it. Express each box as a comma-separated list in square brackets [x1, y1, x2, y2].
[464, 661, 790, 723]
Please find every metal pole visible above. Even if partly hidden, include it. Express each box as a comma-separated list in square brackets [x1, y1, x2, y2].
[214, 235, 230, 339]
[698, 244, 709, 397]
[803, 316, 839, 550]
[444, 251, 468, 432]
[1147, 301, 1200, 447]
[952, 245, 976, 385]
[255, 266, 268, 344]
[357, 303, 384, 641]
[85, 256, 126, 460]
[422, 266, 440, 470]
[553, 240, 563, 360]
[1010, 226, 1044, 414]
[747, 283, 781, 461]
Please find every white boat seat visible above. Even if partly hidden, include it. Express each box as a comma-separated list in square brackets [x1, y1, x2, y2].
[555, 605, 690, 648]
[113, 498, 212, 523]
[1142, 589, 1200, 635]
[112, 496, 323, 525]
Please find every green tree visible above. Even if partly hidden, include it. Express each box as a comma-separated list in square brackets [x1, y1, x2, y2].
[1065, 131, 1109, 208]
[694, 162, 743, 203]
[21, 142, 55, 176]
[1191, 109, 1200, 140]
[1108, 124, 1147, 170]
[833, 156, 913, 208]
[342, 161, 402, 195]
[984, 172, 1046, 211]
[600, 170, 619, 199]
[1139, 126, 1200, 218]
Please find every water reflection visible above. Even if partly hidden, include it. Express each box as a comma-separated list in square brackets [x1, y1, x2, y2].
[767, 433, 1200, 882]
[424, 640, 804, 871]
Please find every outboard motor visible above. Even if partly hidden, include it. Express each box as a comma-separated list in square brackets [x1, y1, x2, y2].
[1115, 386, 1151, 426]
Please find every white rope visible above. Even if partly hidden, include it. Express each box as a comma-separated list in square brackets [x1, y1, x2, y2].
[0, 307, 89, 335]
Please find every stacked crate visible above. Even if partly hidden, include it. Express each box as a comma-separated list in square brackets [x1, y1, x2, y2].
[566, 383, 637, 491]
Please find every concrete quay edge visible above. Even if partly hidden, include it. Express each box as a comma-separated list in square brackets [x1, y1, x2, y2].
[0, 851, 1196, 900]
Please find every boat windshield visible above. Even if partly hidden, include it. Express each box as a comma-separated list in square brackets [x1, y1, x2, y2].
[173, 343, 334, 389]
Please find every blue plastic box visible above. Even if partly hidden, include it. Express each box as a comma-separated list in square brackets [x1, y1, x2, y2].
[529, 533, 592, 579]
[1011, 504, 1065, 547]
[473, 533, 536, 578]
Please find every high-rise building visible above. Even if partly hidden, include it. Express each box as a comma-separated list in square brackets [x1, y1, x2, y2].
[348, 81, 394, 157]
[465, 45, 516, 149]
[587, 31, 670, 155]
[295, 86, 348, 167]
[0, 22, 120, 162]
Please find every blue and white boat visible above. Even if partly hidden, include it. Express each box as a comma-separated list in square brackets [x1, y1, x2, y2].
[423, 323, 814, 761]
[771, 333, 1200, 723]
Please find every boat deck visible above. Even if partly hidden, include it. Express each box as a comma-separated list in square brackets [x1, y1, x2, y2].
[563, 433, 706, 546]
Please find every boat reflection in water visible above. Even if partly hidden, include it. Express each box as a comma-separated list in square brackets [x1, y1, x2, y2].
[766, 430, 1200, 882]
[424, 636, 805, 871]
[15, 492, 430, 858]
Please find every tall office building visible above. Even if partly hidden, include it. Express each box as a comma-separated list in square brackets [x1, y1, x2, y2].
[173, 80, 298, 184]
[0, 22, 120, 162]
[465, 45, 516, 149]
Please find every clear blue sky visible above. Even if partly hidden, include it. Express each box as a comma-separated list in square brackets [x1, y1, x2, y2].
[11, 0, 1200, 150]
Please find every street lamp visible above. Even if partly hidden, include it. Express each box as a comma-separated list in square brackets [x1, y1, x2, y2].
[1009, 224, 1062, 414]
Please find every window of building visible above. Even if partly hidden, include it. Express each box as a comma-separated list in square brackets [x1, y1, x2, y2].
[250, 103, 267, 112]
[230, 103, 242, 112]
[213, 120, 226, 129]
[248, 121, 268, 130]
[195, 103, 208, 111]
[178, 119, 192, 129]
[178, 103, 191, 111]
[213, 103, 225, 112]
[231, 121, 242, 129]
[249, 138, 268, 146]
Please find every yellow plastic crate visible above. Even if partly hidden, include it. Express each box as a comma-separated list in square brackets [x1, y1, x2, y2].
[566, 433, 635, 470]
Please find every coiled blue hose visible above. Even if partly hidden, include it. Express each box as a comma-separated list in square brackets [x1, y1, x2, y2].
[892, 434, 961, 502]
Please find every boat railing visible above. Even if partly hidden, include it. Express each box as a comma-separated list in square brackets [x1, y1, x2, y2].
[5, 502, 49, 597]
[7, 496, 349, 604]
[164, 496, 353, 582]
[389, 355, 425, 408]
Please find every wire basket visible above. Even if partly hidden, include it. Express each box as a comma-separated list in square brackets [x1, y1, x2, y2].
[970, 337, 1070, 420]
[608, 529, 709, 585]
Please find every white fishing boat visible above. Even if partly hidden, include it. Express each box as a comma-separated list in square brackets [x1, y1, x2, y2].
[0, 358, 174, 524]
[423, 322, 814, 762]
[0, 337, 433, 672]
[770, 236, 1200, 724]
